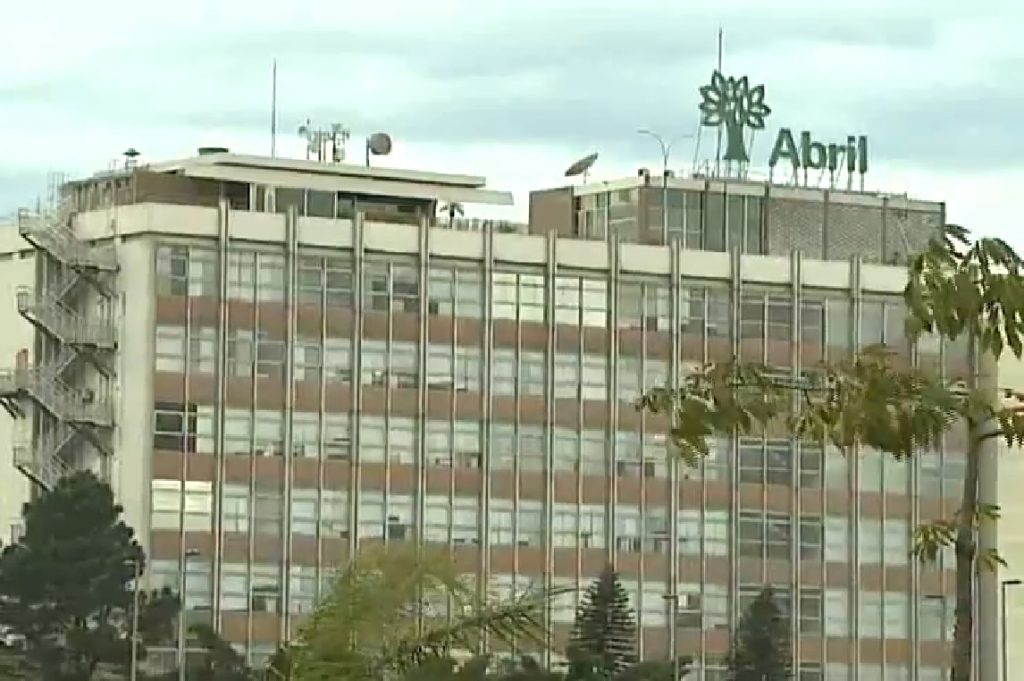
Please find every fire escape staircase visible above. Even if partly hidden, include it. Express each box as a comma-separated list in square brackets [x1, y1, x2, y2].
[0, 208, 119, 489]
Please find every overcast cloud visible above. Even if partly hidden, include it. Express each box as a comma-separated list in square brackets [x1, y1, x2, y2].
[1, 0, 1021, 242]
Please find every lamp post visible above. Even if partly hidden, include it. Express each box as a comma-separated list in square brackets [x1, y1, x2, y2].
[637, 130, 693, 243]
[178, 548, 200, 681]
[128, 557, 142, 681]
[662, 593, 680, 680]
[1002, 578, 1022, 681]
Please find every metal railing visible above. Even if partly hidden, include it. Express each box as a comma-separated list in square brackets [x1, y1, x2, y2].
[0, 366, 112, 426]
[16, 288, 116, 349]
[17, 209, 117, 271]
[12, 430, 72, 489]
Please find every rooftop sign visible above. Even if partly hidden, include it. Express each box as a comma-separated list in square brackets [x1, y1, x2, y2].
[697, 69, 868, 189]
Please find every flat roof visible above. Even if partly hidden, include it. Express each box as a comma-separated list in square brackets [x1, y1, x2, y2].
[70, 152, 514, 207]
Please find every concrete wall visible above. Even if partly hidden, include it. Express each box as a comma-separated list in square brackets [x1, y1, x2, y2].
[997, 355, 1024, 681]
[0, 229, 36, 545]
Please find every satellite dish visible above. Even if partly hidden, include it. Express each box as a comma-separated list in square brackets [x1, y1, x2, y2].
[565, 152, 599, 181]
[365, 132, 393, 166]
[368, 133, 393, 156]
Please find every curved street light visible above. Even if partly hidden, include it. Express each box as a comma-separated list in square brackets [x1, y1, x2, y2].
[637, 129, 694, 240]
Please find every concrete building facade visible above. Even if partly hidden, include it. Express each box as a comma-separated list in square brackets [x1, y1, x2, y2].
[0, 152, 985, 681]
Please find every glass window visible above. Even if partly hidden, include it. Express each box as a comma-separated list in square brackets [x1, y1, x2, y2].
[705, 510, 729, 556]
[155, 326, 185, 372]
[799, 441, 823, 488]
[289, 565, 317, 614]
[859, 591, 883, 638]
[290, 489, 318, 536]
[799, 589, 822, 635]
[227, 250, 256, 301]
[860, 447, 883, 492]
[157, 245, 189, 296]
[488, 500, 514, 546]
[251, 564, 281, 613]
[320, 490, 348, 538]
[358, 491, 385, 539]
[826, 298, 851, 356]
[581, 279, 608, 327]
[616, 356, 640, 403]
[824, 516, 848, 563]
[555, 353, 581, 400]
[799, 516, 823, 562]
[517, 500, 543, 547]
[254, 488, 283, 536]
[579, 504, 606, 549]
[220, 563, 248, 612]
[883, 590, 909, 638]
[824, 588, 848, 637]
[581, 355, 607, 401]
[324, 413, 351, 459]
[554, 276, 580, 325]
[858, 519, 883, 564]
[883, 519, 909, 565]
[293, 340, 321, 383]
[860, 300, 885, 347]
[325, 258, 354, 307]
[257, 253, 285, 302]
[391, 265, 420, 314]
[222, 484, 249, 533]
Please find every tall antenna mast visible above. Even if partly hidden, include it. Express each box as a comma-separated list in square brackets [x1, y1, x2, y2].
[714, 27, 724, 177]
[271, 59, 278, 158]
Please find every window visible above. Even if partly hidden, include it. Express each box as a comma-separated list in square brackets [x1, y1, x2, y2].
[153, 402, 196, 452]
[150, 480, 212, 531]
[824, 589, 848, 637]
[678, 509, 701, 555]
[520, 351, 545, 395]
[391, 341, 419, 388]
[257, 253, 285, 302]
[883, 519, 909, 565]
[799, 516, 823, 562]
[324, 338, 351, 382]
[824, 516, 849, 563]
[553, 503, 579, 548]
[579, 504, 606, 549]
[294, 340, 321, 382]
[919, 594, 951, 641]
[859, 591, 883, 637]
[739, 438, 792, 485]
[289, 565, 317, 614]
[254, 488, 283, 536]
[581, 355, 607, 401]
[251, 565, 281, 613]
[320, 490, 348, 538]
[581, 279, 608, 327]
[324, 413, 351, 458]
[358, 492, 385, 539]
[517, 500, 543, 547]
[325, 258, 354, 307]
[360, 416, 386, 462]
[492, 348, 516, 395]
[705, 510, 729, 556]
[555, 353, 581, 400]
[492, 272, 545, 321]
[254, 410, 283, 456]
[615, 506, 642, 553]
[519, 426, 544, 472]
[256, 333, 285, 379]
[883, 591, 909, 638]
[799, 589, 822, 635]
[488, 500, 514, 546]
[860, 300, 884, 347]
[389, 417, 416, 464]
[155, 326, 185, 372]
[157, 245, 189, 296]
[824, 445, 847, 489]
[227, 250, 256, 301]
[824, 664, 850, 681]
[220, 564, 248, 612]
[860, 447, 883, 491]
[858, 519, 883, 564]
[554, 276, 580, 325]
[290, 489, 317, 536]
[222, 485, 250, 533]
[704, 584, 729, 629]
[799, 441, 823, 488]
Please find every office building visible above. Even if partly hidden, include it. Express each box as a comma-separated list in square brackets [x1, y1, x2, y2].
[0, 151, 984, 681]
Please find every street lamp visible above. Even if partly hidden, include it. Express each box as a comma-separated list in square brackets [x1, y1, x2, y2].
[1002, 578, 1022, 681]
[662, 593, 680, 681]
[178, 548, 200, 681]
[637, 129, 693, 242]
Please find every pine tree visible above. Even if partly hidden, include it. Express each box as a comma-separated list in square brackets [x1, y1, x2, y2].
[0, 471, 178, 680]
[567, 565, 637, 680]
[726, 587, 791, 681]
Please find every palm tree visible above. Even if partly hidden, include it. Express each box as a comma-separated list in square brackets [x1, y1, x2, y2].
[439, 202, 464, 229]
[290, 544, 554, 681]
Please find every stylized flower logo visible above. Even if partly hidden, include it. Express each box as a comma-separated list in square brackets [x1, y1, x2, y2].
[698, 70, 771, 164]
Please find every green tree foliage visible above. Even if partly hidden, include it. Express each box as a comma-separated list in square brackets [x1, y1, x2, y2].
[187, 623, 254, 681]
[639, 224, 1024, 681]
[567, 566, 636, 680]
[0, 471, 173, 680]
[290, 543, 551, 681]
[726, 587, 790, 681]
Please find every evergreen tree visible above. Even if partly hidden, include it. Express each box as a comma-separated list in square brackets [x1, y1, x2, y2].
[726, 587, 790, 681]
[567, 565, 636, 680]
[0, 471, 178, 680]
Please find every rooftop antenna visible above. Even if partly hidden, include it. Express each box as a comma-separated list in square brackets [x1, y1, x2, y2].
[565, 152, 599, 184]
[713, 27, 724, 178]
[270, 59, 278, 158]
[365, 132, 393, 167]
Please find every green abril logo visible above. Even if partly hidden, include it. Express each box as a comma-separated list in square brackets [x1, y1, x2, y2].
[698, 70, 771, 164]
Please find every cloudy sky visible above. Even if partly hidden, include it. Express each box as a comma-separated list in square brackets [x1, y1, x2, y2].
[1, 1, 1021, 242]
